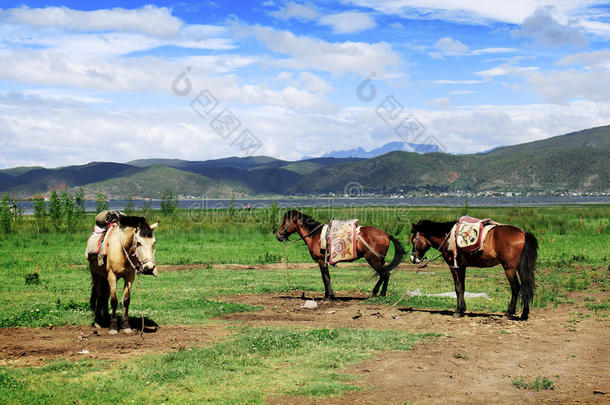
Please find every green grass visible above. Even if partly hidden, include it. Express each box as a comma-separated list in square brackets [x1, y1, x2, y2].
[0, 327, 438, 404]
[511, 376, 555, 391]
[0, 205, 608, 403]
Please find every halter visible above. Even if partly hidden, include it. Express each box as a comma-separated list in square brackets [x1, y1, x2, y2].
[412, 231, 451, 269]
[278, 218, 324, 245]
[119, 228, 146, 275]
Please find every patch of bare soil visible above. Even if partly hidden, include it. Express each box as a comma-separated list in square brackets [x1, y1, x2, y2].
[218, 290, 609, 404]
[0, 323, 230, 366]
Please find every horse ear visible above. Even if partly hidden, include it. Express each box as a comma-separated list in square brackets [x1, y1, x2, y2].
[150, 222, 158, 230]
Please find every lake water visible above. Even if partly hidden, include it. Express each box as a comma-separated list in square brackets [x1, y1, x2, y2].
[13, 195, 610, 215]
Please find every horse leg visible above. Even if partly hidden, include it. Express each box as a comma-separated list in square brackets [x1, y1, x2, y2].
[108, 273, 119, 335]
[92, 275, 106, 328]
[366, 255, 387, 297]
[503, 266, 520, 317]
[121, 273, 134, 333]
[318, 260, 335, 300]
[451, 267, 467, 317]
[381, 273, 390, 297]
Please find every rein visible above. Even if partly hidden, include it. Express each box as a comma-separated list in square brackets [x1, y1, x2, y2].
[284, 222, 324, 244]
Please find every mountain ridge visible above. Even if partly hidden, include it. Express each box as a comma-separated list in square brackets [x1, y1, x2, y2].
[2, 125, 609, 197]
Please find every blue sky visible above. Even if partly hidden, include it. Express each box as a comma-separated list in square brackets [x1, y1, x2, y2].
[0, 1, 609, 167]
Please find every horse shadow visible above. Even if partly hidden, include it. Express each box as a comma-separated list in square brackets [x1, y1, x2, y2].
[92, 316, 159, 332]
[278, 292, 368, 302]
[397, 307, 522, 321]
[127, 316, 159, 333]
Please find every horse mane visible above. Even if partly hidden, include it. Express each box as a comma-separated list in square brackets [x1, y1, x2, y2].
[284, 209, 321, 233]
[118, 215, 153, 237]
[411, 219, 455, 237]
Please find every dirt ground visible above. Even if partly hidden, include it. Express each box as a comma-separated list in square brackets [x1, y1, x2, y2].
[1, 279, 608, 404]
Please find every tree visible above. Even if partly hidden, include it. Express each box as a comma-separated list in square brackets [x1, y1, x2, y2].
[0, 194, 11, 234]
[33, 195, 46, 233]
[74, 187, 86, 215]
[48, 190, 62, 231]
[61, 190, 75, 230]
[160, 189, 178, 216]
[95, 189, 109, 213]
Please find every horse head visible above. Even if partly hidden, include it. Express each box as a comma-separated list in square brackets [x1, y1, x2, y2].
[410, 221, 432, 264]
[133, 221, 158, 276]
[276, 210, 300, 241]
[118, 216, 159, 277]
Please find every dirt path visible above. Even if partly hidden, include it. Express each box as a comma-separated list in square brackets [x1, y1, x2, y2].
[0, 289, 607, 403]
[0, 323, 229, 366]
[220, 290, 609, 404]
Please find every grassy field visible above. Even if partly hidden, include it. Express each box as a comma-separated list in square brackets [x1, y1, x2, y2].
[0, 204, 608, 403]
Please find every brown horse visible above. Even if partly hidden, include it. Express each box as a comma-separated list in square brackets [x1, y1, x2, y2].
[88, 215, 158, 334]
[276, 210, 405, 299]
[410, 219, 537, 320]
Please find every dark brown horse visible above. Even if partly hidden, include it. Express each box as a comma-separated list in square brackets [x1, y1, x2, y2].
[410, 219, 537, 320]
[276, 210, 405, 299]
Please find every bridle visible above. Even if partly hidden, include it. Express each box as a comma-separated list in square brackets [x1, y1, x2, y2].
[278, 217, 323, 245]
[411, 231, 451, 268]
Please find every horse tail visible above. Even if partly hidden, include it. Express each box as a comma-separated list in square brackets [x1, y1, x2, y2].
[517, 232, 537, 312]
[90, 282, 97, 314]
[383, 235, 406, 274]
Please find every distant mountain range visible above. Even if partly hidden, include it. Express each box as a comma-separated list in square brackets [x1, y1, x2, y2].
[309, 141, 442, 159]
[1, 125, 609, 198]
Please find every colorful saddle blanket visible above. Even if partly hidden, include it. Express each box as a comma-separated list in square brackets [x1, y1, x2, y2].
[328, 219, 359, 265]
[448, 216, 499, 254]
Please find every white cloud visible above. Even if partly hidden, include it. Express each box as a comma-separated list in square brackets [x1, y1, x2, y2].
[434, 37, 468, 55]
[476, 65, 538, 77]
[428, 79, 485, 84]
[248, 25, 400, 75]
[557, 50, 610, 68]
[448, 90, 477, 95]
[514, 6, 589, 47]
[318, 11, 376, 33]
[341, 0, 610, 36]
[267, 1, 319, 21]
[470, 47, 517, 55]
[525, 68, 610, 103]
[1, 5, 183, 38]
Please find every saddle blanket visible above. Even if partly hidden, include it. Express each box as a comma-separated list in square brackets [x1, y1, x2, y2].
[448, 216, 500, 254]
[85, 224, 116, 266]
[328, 219, 359, 265]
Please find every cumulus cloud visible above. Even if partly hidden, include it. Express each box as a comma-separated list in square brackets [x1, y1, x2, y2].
[318, 11, 376, 33]
[1, 5, 183, 38]
[514, 6, 589, 47]
[248, 25, 400, 75]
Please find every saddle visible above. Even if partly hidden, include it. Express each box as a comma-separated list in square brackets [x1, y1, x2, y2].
[320, 219, 359, 265]
[448, 216, 501, 266]
[85, 210, 125, 266]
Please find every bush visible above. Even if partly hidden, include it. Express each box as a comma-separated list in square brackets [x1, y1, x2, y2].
[95, 190, 109, 213]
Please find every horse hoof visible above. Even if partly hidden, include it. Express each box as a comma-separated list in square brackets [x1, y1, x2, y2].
[453, 312, 465, 318]
[323, 296, 336, 301]
[122, 328, 133, 334]
[520, 314, 529, 321]
[109, 329, 118, 335]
